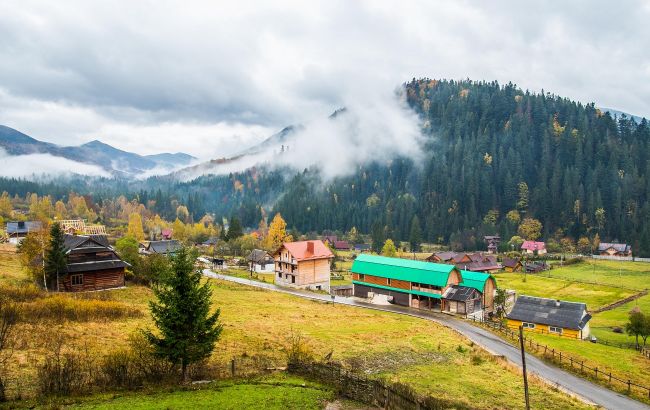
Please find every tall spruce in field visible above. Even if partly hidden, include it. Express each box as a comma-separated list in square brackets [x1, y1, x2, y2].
[371, 221, 384, 253]
[44, 223, 67, 291]
[145, 247, 223, 381]
[226, 216, 243, 241]
[409, 215, 422, 252]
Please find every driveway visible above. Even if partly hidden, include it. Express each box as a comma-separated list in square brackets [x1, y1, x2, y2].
[204, 270, 649, 410]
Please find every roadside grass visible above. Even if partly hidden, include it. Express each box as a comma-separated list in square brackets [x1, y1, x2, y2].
[494, 272, 635, 310]
[0, 244, 29, 285]
[47, 374, 336, 410]
[1, 252, 591, 409]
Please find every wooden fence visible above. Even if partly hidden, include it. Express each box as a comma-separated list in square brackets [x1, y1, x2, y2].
[471, 318, 650, 400]
[288, 360, 471, 410]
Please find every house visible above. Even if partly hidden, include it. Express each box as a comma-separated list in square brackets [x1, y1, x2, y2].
[201, 237, 219, 247]
[507, 295, 592, 339]
[597, 243, 632, 257]
[484, 235, 500, 254]
[59, 220, 106, 235]
[6, 221, 43, 244]
[333, 240, 351, 251]
[322, 235, 337, 246]
[502, 257, 523, 272]
[354, 243, 371, 252]
[427, 252, 501, 274]
[144, 240, 181, 255]
[521, 241, 546, 255]
[247, 249, 274, 273]
[352, 254, 461, 310]
[274, 240, 334, 291]
[58, 234, 128, 292]
[525, 261, 548, 273]
[161, 228, 173, 240]
[458, 270, 497, 314]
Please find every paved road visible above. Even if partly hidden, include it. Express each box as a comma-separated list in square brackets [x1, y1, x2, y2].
[204, 270, 649, 410]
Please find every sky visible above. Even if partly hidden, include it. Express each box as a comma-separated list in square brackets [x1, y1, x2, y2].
[0, 0, 649, 160]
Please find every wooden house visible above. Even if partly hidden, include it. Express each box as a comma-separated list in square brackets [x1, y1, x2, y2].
[521, 241, 546, 255]
[597, 243, 632, 257]
[144, 240, 181, 255]
[484, 235, 500, 254]
[58, 234, 128, 292]
[6, 221, 42, 244]
[333, 240, 351, 251]
[458, 270, 497, 315]
[507, 295, 592, 339]
[442, 285, 483, 317]
[247, 249, 274, 273]
[502, 257, 522, 272]
[427, 252, 501, 274]
[274, 240, 333, 291]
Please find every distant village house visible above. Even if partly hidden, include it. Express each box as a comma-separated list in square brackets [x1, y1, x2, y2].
[427, 251, 502, 274]
[6, 221, 42, 244]
[144, 240, 181, 255]
[597, 243, 632, 258]
[274, 240, 333, 291]
[247, 249, 274, 273]
[521, 241, 546, 255]
[484, 235, 500, 254]
[502, 257, 522, 272]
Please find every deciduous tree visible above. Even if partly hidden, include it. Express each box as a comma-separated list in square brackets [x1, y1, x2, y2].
[381, 239, 397, 257]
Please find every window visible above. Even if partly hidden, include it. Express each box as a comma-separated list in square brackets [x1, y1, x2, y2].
[359, 274, 365, 281]
[278, 272, 282, 278]
[522, 322, 536, 329]
[549, 326, 563, 334]
[71, 274, 83, 286]
[291, 275, 296, 284]
[387, 278, 392, 285]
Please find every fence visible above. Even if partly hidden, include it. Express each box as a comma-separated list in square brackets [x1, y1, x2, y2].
[288, 360, 471, 410]
[471, 318, 650, 400]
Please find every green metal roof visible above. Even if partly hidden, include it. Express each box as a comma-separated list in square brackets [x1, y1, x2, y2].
[459, 270, 497, 292]
[352, 280, 442, 298]
[351, 254, 456, 287]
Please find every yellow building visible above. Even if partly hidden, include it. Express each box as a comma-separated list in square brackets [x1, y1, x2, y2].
[506, 295, 592, 340]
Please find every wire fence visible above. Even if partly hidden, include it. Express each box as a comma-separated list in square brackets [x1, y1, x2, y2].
[470, 317, 650, 400]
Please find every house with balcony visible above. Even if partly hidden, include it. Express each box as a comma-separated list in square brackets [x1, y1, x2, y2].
[273, 240, 333, 291]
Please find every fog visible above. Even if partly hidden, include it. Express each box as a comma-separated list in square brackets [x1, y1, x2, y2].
[0, 148, 108, 178]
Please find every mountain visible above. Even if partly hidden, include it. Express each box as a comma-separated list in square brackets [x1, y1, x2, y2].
[0, 125, 196, 177]
[600, 108, 646, 124]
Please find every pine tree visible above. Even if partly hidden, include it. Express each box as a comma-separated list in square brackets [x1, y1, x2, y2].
[371, 221, 384, 253]
[226, 217, 243, 241]
[44, 222, 67, 291]
[408, 215, 422, 252]
[145, 247, 223, 381]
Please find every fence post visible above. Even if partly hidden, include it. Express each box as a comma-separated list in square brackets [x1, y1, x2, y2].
[570, 357, 573, 368]
[609, 372, 611, 383]
[628, 380, 631, 394]
[559, 352, 562, 363]
[595, 367, 598, 379]
[231, 358, 235, 376]
[581, 361, 584, 372]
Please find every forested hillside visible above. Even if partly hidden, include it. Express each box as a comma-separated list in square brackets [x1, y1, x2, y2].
[1, 79, 649, 255]
[273, 79, 650, 254]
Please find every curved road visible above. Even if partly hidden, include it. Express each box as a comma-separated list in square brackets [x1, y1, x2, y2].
[204, 270, 649, 410]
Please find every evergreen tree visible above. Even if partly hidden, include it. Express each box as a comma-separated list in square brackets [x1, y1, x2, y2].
[371, 221, 384, 253]
[408, 215, 422, 252]
[145, 247, 223, 381]
[226, 217, 243, 241]
[44, 222, 67, 291]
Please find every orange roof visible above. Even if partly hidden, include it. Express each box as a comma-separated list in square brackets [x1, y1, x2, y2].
[277, 240, 333, 261]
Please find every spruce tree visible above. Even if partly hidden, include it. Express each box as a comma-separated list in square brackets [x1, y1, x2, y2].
[226, 216, 243, 241]
[409, 215, 422, 252]
[145, 247, 223, 381]
[44, 222, 67, 291]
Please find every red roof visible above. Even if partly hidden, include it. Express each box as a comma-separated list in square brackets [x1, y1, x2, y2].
[279, 240, 334, 261]
[334, 240, 350, 250]
[521, 241, 545, 251]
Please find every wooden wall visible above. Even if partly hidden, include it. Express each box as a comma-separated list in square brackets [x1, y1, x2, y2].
[58, 268, 125, 292]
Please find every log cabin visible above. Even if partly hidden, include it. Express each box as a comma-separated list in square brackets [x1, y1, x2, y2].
[597, 242, 632, 257]
[506, 295, 592, 339]
[58, 234, 129, 292]
[274, 240, 333, 291]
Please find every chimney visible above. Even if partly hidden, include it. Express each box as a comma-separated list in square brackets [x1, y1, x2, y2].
[307, 241, 315, 254]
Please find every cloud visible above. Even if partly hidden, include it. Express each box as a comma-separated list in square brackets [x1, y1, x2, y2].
[0, 0, 648, 160]
[0, 148, 108, 178]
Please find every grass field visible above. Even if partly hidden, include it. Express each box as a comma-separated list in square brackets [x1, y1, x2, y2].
[494, 260, 650, 391]
[51, 375, 340, 410]
[1, 247, 590, 409]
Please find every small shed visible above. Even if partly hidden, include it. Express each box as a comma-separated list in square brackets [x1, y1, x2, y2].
[6, 221, 43, 244]
[502, 257, 522, 272]
[442, 285, 482, 317]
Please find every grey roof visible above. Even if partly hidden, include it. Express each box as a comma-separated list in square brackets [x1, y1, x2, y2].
[6, 221, 42, 234]
[67, 259, 129, 273]
[507, 295, 591, 330]
[443, 285, 479, 302]
[202, 237, 219, 245]
[598, 242, 631, 252]
[147, 240, 181, 254]
[247, 249, 272, 263]
[502, 257, 521, 268]
[63, 234, 110, 252]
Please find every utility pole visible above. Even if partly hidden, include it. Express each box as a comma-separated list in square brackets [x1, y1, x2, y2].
[519, 325, 530, 410]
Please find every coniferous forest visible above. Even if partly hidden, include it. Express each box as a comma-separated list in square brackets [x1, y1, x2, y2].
[2, 79, 650, 255]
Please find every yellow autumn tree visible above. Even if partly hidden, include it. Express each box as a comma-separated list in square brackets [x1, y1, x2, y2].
[127, 213, 145, 241]
[264, 213, 292, 250]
